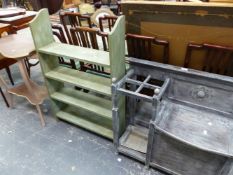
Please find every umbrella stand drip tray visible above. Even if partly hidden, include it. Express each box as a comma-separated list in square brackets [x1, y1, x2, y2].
[120, 125, 149, 154]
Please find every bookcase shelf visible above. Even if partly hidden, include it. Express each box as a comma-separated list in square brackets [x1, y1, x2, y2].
[45, 66, 112, 97]
[51, 88, 112, 120]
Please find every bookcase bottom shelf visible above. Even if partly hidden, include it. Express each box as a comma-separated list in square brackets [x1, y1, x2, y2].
[56, 106, 113, 139]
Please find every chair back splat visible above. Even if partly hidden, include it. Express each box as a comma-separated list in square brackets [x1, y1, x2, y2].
[70, 26, 108, 73]
[126, 33, 169, 64]
[52, 24, 77, 69]
[60, 11, 92, 44]
[52, 24, 68, 44]
[99, 15, 118, 32]
[184, 43, 233, 76]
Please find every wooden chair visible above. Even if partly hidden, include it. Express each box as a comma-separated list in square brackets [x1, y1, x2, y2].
[184, 43, 233, 76]
[59, 11, 92, 44]
[126, 33, 169, 64]
[126, 33, 169, 94]
[70, 26, 109, 74]
[52, 24, 77, 69]
[99, 15, 117, 32]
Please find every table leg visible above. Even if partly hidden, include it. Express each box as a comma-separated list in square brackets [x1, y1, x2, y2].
[0, 75, 13, 107]
[18, 59, 46, 126]
[36, 104, 45, 127]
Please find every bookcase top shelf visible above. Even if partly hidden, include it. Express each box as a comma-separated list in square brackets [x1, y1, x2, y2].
[39, 42, 110, 67]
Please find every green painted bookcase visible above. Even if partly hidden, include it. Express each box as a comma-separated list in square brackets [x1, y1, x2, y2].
[29, 9, 126, 139]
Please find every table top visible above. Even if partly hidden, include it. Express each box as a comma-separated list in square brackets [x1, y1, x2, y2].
[0, 8, 26, 18]
[0, 29, 35, 60]
[0, 11, 37, 23]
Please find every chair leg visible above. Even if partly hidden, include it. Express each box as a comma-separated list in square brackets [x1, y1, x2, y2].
[0, 87, 9, 107]
[70, 59, 76, 70]
[5, 67, 14, 85]
[24, 58, 31, 77]
[24, 57, 40, 77]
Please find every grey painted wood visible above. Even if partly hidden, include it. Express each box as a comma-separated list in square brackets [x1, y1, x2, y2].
[155, 101, 233, 157]
[113, 57, 233, 174]
[112, 64, 168, 164]
[132, 58, 233, 175]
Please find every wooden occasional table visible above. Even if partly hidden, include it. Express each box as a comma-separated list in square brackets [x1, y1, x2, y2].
[0, 29, 47, 126]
